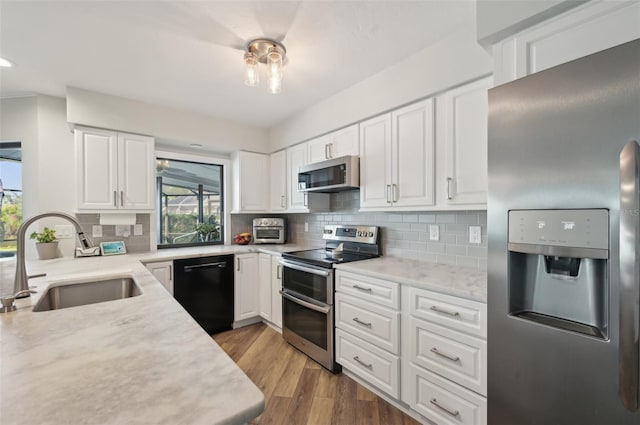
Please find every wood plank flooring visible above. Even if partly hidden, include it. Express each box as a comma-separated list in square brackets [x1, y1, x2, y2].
[213, 323, 422, 425]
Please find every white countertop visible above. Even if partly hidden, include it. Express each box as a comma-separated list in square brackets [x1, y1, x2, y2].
[0, 243, 312, 425]
[334, 256, 487, 303]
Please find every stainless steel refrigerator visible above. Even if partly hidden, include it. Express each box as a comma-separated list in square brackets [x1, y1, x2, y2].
[488, 38, 640, 424]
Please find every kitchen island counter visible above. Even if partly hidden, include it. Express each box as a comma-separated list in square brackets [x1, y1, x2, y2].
[0, 252, 266, 425]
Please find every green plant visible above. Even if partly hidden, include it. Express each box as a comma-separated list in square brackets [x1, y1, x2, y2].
[30, 227, 57, 243]
[194, 222, 220, 242]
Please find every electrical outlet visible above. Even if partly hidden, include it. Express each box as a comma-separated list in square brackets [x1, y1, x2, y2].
[304, 222, 309, 232]
[54, 224, 73, 239]
[115, 225, 130, 237]
[92, 225, 103, 238]
[469, 226, 482, 244]
[133, 224, 143, 236]
[429, 224, 439, 241]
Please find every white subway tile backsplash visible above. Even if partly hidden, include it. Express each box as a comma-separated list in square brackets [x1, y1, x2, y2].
[446, 244, 468, 256]
[436, 214, 456, 224]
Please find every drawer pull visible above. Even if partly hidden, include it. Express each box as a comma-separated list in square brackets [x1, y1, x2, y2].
[352, 317, 372, 328]
[352, 284, 372, 292]
[430, 347, 460, 362]
[353, 356, 373, 370]
[430, 305, 460, 317]
[430, 398, 460, 418]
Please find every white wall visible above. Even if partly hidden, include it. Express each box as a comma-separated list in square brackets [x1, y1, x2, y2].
[476, 0, 587, 47]
[268, 27, 493, 151]
[66, 87, 269, 154]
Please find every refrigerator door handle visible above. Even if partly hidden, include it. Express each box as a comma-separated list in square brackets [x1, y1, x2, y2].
[619, 139, 640, 412]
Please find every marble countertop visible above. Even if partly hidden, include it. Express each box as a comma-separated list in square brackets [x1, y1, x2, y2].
[0, 243, 312, 425]
[334, 257, 487, 303]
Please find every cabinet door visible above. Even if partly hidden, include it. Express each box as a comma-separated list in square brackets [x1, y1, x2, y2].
[258, 253, 272, 321]
[146, 261, 173, 295]
[329, 124, 359, 158]
[307, 134, 331, 164]
[271, 256, 283, 328]
[76, 128, 119, 210]
[117, 133, 155, 210]
[443, 77, 492, 206]
[269, 150, 287, 211]
[286, 143, 308, 210]
[392, 99, 435, 208]
[359, 114, 392, 209]
[235, 151, 269, 212]
[234, 254, 260, 321]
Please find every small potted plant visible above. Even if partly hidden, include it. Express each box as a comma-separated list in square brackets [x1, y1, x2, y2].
[194, 222, 220, 242]
[30, 227, 59, 260]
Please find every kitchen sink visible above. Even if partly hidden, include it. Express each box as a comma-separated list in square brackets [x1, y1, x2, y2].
[33, 277, 142, 312]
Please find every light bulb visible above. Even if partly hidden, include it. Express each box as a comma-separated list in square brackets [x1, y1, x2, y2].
[267, 48, 283, 94]
[244, 52, 259, 86]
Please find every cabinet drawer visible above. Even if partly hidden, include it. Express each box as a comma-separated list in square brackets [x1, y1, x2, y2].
[408, 364, 486, 425]
[410, 317, 486, 396]
[336, 329, 400, 398]
[336, 271, 399, 309]
[407, 286, 486, 338]
[336, 293, 400, 354]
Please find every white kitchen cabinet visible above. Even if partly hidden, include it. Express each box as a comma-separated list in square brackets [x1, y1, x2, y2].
[145, 261, 173, 295]
[286, 143, 330, 212]
[234, 253, 260, 322]
[359, 99, 435, 211]
[307, 124, 359, 163]
[269, 150, 287, 211]
[493, 1, 640, 85]
[271, 255, 283, 328]
[75, 127, 154, 211]
[440, 76, 493, 206]
[258, 253, 272, 322]
[232, 151, 269, 213]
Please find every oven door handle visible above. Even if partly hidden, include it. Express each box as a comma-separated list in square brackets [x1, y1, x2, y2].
[280, 290, 331, 314]
[279, 260, 331, 277]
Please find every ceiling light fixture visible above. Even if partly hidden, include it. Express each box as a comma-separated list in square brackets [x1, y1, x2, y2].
[0, 57, 13, 68]
[243, 39, 286, 94]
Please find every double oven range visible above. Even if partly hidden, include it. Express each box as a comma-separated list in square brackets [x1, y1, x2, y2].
[280, 224, 380, 372]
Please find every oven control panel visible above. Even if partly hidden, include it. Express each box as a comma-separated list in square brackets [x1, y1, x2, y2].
[322, 225, 378, 244]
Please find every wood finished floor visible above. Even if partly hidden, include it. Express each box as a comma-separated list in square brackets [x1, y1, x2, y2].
[213, 323, 421, 425]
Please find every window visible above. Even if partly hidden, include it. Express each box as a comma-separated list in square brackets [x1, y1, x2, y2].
[0, 142, 22, 257]
[156, 157, 224, 248]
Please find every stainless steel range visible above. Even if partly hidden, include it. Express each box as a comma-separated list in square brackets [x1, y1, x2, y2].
[280, 224, 380, 372]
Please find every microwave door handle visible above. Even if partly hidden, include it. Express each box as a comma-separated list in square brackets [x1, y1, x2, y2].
[619, 139, 640, 412]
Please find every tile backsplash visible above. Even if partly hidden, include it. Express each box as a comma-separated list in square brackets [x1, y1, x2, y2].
[76, 214, 151, 253]
[230, 191, 487, 270]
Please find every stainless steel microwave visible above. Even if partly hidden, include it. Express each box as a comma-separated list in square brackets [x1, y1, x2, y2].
[297, 155, 359, 193]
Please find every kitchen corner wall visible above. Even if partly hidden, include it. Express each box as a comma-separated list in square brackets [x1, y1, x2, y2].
[231, 191, 487, 270]
[76, 214, 151, 253]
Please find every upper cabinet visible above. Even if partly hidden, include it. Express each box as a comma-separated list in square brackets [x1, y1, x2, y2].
[440, 76, 493, 206]
[493, 1, 640, 85]
[308, 124, 359, 164]
[269, 150, 287, 212]
[286, 143, 330, 212]
[75, 127, 155, 211]
[232, 151, 269, 213]
[359, 99, 435, 211]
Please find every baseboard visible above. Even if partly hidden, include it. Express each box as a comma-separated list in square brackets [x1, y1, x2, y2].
[232, 316, 262, 329]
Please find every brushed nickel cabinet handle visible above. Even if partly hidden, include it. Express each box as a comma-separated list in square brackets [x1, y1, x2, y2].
[329, 143, 334, 158]
[352, 284, 372, 292]
[430, 347, 460, 362]
[446, 177, 453, 200]
[120, 191, 124, 207]
[353, 356, 373, 370]
[430, 305, 460, 317]
[113, 191, 117, 207]
[325, 144, 329, 159]
[236, 258, 240, 272]
[304, 192, 308, 207]
[392, 184, 398, 202]
[386, 185, 392, 204]
[352, 317, 372, 328]
[430, 398, 459, 417]
[277, 264, 282, 280]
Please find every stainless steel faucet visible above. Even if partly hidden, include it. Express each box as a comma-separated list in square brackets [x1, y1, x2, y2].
[13, 212, 95, 298]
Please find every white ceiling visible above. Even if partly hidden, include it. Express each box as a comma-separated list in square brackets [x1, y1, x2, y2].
[0, 1, 475, 128]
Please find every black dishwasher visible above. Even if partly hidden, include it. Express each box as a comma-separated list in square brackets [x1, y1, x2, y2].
[173, 255, 234, 334]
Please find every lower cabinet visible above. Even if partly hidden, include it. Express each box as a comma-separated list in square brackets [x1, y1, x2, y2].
[258, 253, 272, 321]
[270, 255, 283, 329]
[234, 253, 260, 322]
[335, 270, 487, 425]
[145, 261, 173, 295]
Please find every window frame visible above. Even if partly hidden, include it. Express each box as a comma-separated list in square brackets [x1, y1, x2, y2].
[154, 150, 230, 249]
